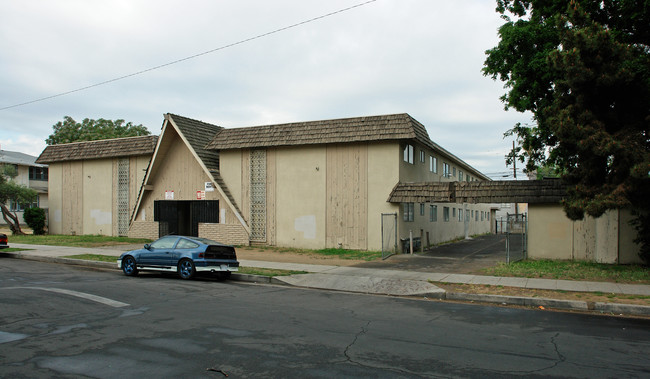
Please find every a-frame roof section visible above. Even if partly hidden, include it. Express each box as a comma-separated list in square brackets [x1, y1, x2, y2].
[130, 114, 247, 232]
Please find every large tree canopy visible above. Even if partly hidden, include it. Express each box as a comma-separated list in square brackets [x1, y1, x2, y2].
[46, 116, 150, 145]
[484, 0, 650, 260]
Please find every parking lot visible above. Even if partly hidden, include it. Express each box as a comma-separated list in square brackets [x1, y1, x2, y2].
[355, 234, 508, 274]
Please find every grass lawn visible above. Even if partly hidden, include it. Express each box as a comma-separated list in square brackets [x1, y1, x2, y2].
[8, 234, 152, 248]
[62, 254, 119, 262]
[241, 245, 383, 261]
[237, 267, 308, 277]
[482, 259, 650, 284]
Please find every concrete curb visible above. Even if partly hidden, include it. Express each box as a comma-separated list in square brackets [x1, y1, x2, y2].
[3, 252, 649, 317]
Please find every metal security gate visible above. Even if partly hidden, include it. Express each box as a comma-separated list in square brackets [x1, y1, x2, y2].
[506, 213, 527, 263]
[154, 200, 219, 237]
[381, 213, 398, 259]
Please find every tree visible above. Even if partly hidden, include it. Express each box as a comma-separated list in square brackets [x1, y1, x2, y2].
[46, 116, 150, 145]
[0, 165, 37, 235]
[484, 0, 650, 261]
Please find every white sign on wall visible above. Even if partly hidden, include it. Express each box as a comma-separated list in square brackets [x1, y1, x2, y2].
[165, 190, 174, 200]
[205, 182, 214, 192]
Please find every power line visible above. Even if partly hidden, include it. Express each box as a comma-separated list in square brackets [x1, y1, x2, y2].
[1, 0, 378, 111]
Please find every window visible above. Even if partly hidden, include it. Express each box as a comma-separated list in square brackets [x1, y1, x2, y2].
[458, 208, 463, 221]
[481, 211, 484, 221]
[403, 203, 414, 222]
[443, 162, 450, 177]
[452, 167, 456, 177]
[429, 156, 437, 173]
[430, 205, 437, 222]
[487, 212, 490, 221]
[471, 210, 474, 218]
[29, 166, 48, 181]
[10, 198, 38, 212]
[458, 170, 463, 181]
[443, 207, 450, 222]
[475, 210, 479, 221]
[467, 175, 471, 182]
[420, 203, 425, 216]
[403, 144, 414, 164]
[176, 239, 199, 249]
[452, 208, 456, 218]
[420, 150, 425, 163]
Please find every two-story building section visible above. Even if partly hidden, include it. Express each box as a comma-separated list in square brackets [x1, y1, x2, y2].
[129, 113, 493, 252]
[0, 149, 49, 225]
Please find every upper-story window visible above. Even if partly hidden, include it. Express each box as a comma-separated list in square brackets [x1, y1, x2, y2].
[452, 167, 456, 177]
[403, 202, 414, 222]
[443, 162, 450, 178]
[458, 170, 463, 182]
[419, 150, 425, 163]
[403, 144, 414, 164]
[29, 167, 48, 181]
[429, 156, 437, 173]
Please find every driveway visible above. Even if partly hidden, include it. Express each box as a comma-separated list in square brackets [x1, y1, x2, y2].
[354, 234, 507, 274]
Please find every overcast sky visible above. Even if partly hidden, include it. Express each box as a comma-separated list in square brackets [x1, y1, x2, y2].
[0, 0, 531, 179]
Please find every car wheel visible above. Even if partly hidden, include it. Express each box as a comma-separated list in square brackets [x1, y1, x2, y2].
[122, 256, 138, 276]
[178, 259, 195, 280]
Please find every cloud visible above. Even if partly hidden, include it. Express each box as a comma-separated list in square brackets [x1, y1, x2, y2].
[0, 0, 531, 175]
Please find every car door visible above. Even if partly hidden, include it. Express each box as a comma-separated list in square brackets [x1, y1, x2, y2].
[169, 237, 200, 267]
[139, 236, 179, 267]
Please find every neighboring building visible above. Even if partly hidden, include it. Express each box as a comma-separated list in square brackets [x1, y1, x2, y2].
[128, 113, 494, 252]
[0, 149, 49, 225]
[36, 135, 158, 236]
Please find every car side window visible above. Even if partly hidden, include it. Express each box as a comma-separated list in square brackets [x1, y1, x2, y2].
[150, 236, 178, 249]
[175, 239, 199, 249]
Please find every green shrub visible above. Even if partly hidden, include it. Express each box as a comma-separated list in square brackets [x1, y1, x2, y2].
[24, 207, 46, 235]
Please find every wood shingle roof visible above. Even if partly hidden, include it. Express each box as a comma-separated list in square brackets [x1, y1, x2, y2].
[166, 114, 223, 172]
[36, 135, 158, 164]
[388, 179, 566, 204]
[206, 113, 430, 150]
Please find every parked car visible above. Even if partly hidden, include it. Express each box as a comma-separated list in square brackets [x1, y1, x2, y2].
[0, 233, 8, 249]
[117, 235, 239, 280]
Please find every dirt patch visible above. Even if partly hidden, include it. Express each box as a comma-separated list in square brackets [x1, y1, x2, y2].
[435, 282, 650, 307]
[236, 246, 366, 267]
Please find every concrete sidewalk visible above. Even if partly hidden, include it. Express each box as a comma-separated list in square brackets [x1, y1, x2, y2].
[4, 243, 650, 316]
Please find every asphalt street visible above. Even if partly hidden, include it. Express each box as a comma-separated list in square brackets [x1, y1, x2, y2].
[2, 259, 649, 378]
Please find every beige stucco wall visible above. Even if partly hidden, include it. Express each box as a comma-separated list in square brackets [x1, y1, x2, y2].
[274, 145, 327, 249]
[528, 204, 642, 263]
[46, 154, 151, 236]
[82, 159, 114, 235]
[366, 143, 400, 251]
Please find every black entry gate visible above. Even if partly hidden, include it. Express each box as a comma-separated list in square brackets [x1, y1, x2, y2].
[154, 200, 219, 237]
